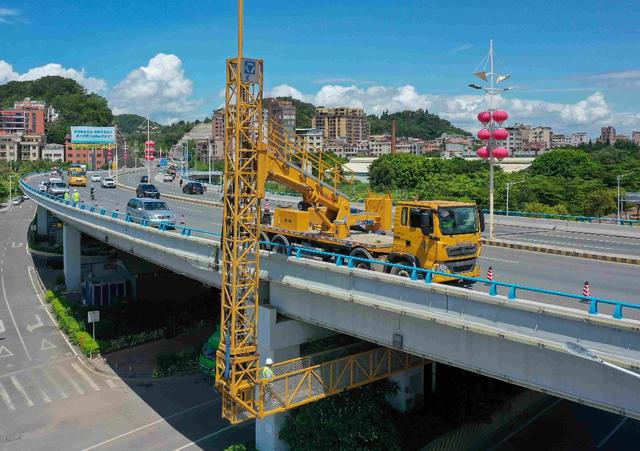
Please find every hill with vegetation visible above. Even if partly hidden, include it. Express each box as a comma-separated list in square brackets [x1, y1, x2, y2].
[112, 113, 200, 150]
[368, 109, 469, 140]
[0, 76, 113, 144]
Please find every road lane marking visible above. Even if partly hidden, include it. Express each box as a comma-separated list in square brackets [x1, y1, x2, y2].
[80, 398, 219, 451]
[56, 365, 85, 395]
[0, 380, 15, 410]
[10, 375, 34, 407]
[71, 362, 101, 391]
[1, 276, 32, 361]
[491, 398, 562, 447]
[479, 256, 519, 264]
[173, 424, 239, 450]
[26, 314, 44, 333]
[105, 378, 117, 388]
[0, 345, 14, 358]
[41, 367, 67, 399]
[597, 416, 628, 448]
[0, 319, 4, 334]
[40, 339, 56, 351]
[27, 372, 51, 403]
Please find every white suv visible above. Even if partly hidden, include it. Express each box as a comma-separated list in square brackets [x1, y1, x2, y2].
[91, 173, 102, 182]
[101, 177, 116, 188]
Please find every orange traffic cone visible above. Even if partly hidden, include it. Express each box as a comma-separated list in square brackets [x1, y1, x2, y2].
[114, 203, 119, 212]
[582, 281, 591, 297]
[486, 266, 494, 281]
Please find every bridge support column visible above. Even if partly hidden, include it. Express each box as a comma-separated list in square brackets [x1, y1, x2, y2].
[387, 365, 424, 413]
[36, 205, 48, 238]
[63, 223, 82, 293]
[255, 304, 333, 451]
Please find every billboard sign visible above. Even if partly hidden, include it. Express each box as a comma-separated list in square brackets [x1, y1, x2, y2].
[71, 126, 116, 144]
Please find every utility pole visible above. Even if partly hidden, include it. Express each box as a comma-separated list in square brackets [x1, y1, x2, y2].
[208, 137, 212, 185]
[505, 180, 525, 216]
[617, 174, 630, 221]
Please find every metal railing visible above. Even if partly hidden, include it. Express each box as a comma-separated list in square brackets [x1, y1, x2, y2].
[21, 174, 640, 320]
[487, 209, 640, 226]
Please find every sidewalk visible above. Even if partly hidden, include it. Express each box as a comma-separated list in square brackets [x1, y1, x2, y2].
[89, 326, 213, 379]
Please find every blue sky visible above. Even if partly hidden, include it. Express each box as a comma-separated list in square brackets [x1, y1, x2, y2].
[1, 0, 639, 136]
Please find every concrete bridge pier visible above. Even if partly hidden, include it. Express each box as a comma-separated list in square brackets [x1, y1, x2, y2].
[387, 365, 425, 413]
[63, 222, 82, 293]
[255, 305, 333, 451]
[36, 205, 49, 238]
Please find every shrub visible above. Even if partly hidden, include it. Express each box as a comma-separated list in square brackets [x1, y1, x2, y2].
[45, 290, 56, 303]
[47, 291, 101, 357]
[75, 331, 100, 356]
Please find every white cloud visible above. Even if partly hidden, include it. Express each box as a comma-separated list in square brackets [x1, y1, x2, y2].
[269, 83, 634, 135]
[0, 60, 106, 93]
[0, 7, 21, 24]
[109, 53, 198, 122]
[269, 84, 308, 101]
[577, 69, 640, 90]
[449, 43, 473, 55]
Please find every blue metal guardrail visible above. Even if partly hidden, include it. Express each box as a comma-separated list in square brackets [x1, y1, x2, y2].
[21, 174, 640, 320]
[484, 208, 640, 226]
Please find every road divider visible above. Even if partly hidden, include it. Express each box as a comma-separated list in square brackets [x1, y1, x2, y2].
[483, 238, 640, 265]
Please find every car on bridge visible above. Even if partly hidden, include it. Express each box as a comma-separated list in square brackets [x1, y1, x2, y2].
[39, 181, 50, 192]
[163, 173, 174, 182]
[126, 198, 176, 228]
[182, 181, 204, 195]
[136, 183, 160, 198]
[90, 173, 102, 183]
[47, 181, 69, 197]
[101, 177, 116, 188]
[140, 175, 149, 183]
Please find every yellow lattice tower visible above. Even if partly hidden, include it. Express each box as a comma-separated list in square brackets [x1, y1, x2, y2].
[215, 0, 264, 423]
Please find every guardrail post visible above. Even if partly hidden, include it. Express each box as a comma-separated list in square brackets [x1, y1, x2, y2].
[336, 256, 343, 267]
[410, 268, 418, 280]
[347, 257, 355, 268]
[613, 304, 623, 319]
[489, 283, 498, 296]
[588, 300, 598, 315]
[508, 286, 517, 300]
[424, 272, 432, 284]
[295, 248, 302, 259]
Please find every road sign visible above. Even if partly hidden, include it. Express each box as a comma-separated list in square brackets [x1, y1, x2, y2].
[624, 192, 640, 204]
[242, 58, 260, 83]
[160, 158, 168, 167]
[88, 311, 100, 324]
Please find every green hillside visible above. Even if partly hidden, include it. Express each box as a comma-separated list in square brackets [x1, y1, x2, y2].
[368, 110, 469, 140]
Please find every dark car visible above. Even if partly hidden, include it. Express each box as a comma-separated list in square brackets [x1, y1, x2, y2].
[140, 175, 149, 183]
[182, 181, 204, 195]
[136, 183, 160, 198]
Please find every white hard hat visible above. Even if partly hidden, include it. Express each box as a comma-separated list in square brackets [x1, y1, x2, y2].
[265, 358, 273, 365]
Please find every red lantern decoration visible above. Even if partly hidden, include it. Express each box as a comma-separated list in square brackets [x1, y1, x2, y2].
[493, 128, 509, 140]
[145, 140, 156, 147]
[477, 146, 489, 158]
[493, 147, 509, 159]
[477, 111, 491, 123]
[477, 129, 491, 140]
[492, 110, 509, 123]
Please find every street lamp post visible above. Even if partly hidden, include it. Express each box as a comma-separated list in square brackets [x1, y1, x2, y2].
[208, 138, 213, 186]
[617, 173, 631, 221]
[8, 175, 12, 203]
[506, 180, 525, 216]
[470, 40, 512, 240]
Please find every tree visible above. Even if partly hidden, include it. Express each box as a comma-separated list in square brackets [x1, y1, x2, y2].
[529, 148, 598, 179]
[582, 189, 616, 217]
[279, 381, 400, 451]
[368, 109, 470, 140]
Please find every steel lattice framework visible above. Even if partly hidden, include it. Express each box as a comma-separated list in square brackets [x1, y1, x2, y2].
[215, 1, 265, 422]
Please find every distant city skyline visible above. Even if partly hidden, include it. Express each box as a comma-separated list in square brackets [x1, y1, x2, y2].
[0, 0, 639, 135]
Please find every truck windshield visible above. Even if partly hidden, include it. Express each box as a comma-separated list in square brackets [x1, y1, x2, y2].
[438, 207, 478, 235]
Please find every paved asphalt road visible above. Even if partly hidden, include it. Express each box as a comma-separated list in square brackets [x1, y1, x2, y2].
[24, 171, 640, 317]
[494, 398, 640, 450]
[0, 201, 253, 450]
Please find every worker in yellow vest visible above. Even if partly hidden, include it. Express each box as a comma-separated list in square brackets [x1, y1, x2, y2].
[262, 357, 275, 408]
[63, 191, 70, 201]
[72, 189, 80, 203]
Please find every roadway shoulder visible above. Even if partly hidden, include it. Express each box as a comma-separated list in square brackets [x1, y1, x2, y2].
[117, 181, 223, 207]
[483, 238, 640, 265]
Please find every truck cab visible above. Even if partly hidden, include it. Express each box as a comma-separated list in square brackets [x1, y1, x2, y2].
[392, 201, 482, 282]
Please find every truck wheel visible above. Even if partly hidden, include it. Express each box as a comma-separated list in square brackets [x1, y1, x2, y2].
[259, 232, 271, 251]
[298, 201, 311, 211]
[271, 234, 291, 255]
[390, 260, 414, 278]
[349, 248, 374, 270]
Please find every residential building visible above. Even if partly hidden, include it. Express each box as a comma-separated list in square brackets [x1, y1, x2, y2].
[506, 123, 530, 155]
[313, 107, 369, 143]
[552, 134, 572, 148]
[632, 131, 640, 146]
[396, 138, 425, 155]
[65, 134, 113, 169]
[20, 134, 44, 161]
[369, 135, 392, 157]
[439, 134, 474, 158]
[323, 138, 368, 160]
[571, 132, 588, 146]
[0, 133, 44, 162]
[176, 122, 215, 161]
[0, 98, 47, 136]
[268, 99, 296, 133]
[529, 126, 552, 149]
[616, 134, 629, 142]
[212, 108, 224, 139]
[599, 126, 616, 144]
[422, 140, 442, 154]
[0, 134, 20, 162]
[295, 128, 323, 152]
[42, 143, 65, 162]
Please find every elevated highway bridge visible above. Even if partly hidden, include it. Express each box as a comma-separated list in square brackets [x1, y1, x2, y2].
[20, 172, 640, 428]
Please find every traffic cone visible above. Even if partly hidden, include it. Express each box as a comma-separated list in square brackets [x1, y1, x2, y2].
[486, 266, 494, 281]
[114, 203, 119, 212]
[582, 281, 591, 298]
[180, 214, 185, 225]
[265, 199, 271, 212]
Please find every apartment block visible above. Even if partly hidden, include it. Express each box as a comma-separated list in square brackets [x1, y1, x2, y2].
[212, 108, 224, 139]
[0, 134, 20, 161]
[313, 107, 369, 143]
[0, 98, 46, 136]
[369, 135, 392, 157]
[551, 134, 572, 148]
[0, 133, 44, 162]
[599, 126, 616, 144]
[571, 132, 588, 146]
[65, 134, 112, 169]
[632, 131, 640, 146]
[324, 138, 368, 160]
[295, 128, 323, 152]
[268, 99, 296, 133]
[42, 143, 65, 162]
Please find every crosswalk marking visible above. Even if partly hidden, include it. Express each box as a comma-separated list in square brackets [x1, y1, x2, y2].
[10, 375, 34, 407]
[0, 380, 15, 410]
[57, 365, 85, 395]
[105, 378, 117, 388]
[71, 363, 101, 392]
[27, 372, 51, 403]
[41, 367, 68, 399]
